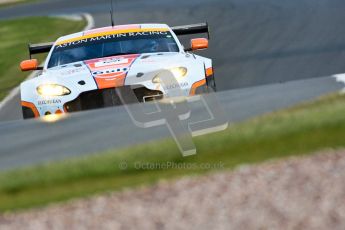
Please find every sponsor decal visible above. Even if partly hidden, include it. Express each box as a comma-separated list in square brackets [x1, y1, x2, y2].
[38, 99, 62, 105]
[56, 31, 169, 49]
[60, 68, 85, 75]
[166, 82, 189, 90]
[141, 60, 156, 63]
[85, 54, 140, 89]
[95, 58, 129, 67]
[92, 68, 128, 78]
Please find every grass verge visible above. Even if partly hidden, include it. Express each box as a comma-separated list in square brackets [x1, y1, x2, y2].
[0, 0, 38, 9]
[1, 93, 345, 212]
[0, 16, 86, 100]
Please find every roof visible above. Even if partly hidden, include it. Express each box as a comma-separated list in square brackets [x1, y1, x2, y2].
[55, 24, 171, 45]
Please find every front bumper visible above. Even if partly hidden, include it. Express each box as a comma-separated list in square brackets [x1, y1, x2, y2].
[64, 86, 163, 113]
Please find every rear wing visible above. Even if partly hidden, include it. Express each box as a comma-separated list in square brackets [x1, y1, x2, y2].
[171, 22, 210, 39]
[27, 22, 210, 57]
[28, 42, 54, 59]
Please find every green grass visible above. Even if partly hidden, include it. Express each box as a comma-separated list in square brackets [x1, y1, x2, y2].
[0, 17, 86, 100]
[1, 93, 345, 212]
[0, 0, 39, 9]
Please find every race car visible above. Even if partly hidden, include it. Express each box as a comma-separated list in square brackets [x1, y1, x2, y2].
[19, 23, 216, 119]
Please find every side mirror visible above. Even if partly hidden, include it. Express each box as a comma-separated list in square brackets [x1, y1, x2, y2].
[20, 59, 39, 71]
[191, 38, 209, 51]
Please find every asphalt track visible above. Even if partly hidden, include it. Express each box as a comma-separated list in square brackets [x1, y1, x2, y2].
[1, 0, 345, 170]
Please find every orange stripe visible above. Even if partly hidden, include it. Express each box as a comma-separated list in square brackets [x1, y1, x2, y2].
[55, 109, 63, 114]
[206, 67, 213, 77]
[84, 25, 141, 36]
[57, 28, 170, 45]
[95, 73, 126, 89]
[190, 79, 206, 96]
[21, 101, 39, 117]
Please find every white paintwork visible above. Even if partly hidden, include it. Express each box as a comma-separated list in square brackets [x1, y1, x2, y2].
[20, 24, 212, 117]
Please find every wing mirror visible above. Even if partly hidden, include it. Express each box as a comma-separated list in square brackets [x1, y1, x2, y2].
[186, 38, 209, 52]
[20, 59, 39, 71]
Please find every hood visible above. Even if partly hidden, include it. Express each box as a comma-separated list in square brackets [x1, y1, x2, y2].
[41, 52, 204, 90]
[20, 52, 210, 108]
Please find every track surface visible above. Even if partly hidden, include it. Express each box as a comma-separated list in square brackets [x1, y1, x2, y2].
[0, 76, 343, 170]
[1, 0, 345, 169]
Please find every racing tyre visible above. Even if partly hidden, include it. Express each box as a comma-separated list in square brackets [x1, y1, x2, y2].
[206, 74, 217, 92]
[22, 106, 35, 119]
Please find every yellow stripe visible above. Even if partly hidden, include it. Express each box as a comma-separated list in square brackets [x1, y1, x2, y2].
[56, 28, 170, 45]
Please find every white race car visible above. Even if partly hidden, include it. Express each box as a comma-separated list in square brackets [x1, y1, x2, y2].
[19, 23, 216, 119]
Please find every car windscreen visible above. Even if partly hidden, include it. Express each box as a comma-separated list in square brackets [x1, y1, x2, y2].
[48, 31, 179, 68]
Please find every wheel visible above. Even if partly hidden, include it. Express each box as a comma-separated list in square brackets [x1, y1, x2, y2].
[206, 74, 217, 92]
[22, 106, 36, 119]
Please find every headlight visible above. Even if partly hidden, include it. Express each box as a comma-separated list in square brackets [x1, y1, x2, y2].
[170, 67, 188, 78]
[37, 84, 71, 96]
[152, 67, 188, 84]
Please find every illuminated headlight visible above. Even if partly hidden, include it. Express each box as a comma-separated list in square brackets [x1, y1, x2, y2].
[170, 67, 188, 78]
[37, 84, 71, 96]
[152, 67, 188, 83]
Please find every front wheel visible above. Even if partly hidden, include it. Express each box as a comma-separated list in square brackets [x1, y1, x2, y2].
[206, 74, 217, 92]
[22, 106, 36, 119]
